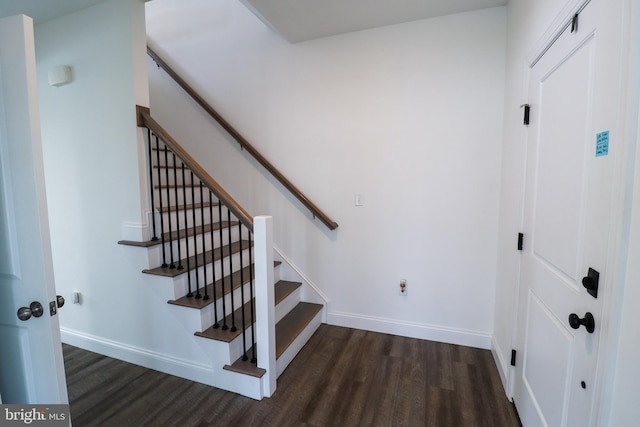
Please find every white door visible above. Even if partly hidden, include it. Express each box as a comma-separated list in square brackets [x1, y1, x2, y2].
[513, 1, 624, 426]
[0, 15, 68, 404]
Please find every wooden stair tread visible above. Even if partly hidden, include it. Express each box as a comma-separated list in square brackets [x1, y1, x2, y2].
[155, 183, 197, 189]
[223, 346, 265, 378]
[274, 280, 301, 305]
[168, 261, 282, 309]
[276, 302, 322, 359]
[223, 301, 321, 378]
[142, 240, 250, 277]
[193, 278, 299, 342]
[170, 265, 252, 309]
[118, 221, 238, 248]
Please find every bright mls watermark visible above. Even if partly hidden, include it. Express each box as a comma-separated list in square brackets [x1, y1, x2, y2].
[0, 405, 69, 426]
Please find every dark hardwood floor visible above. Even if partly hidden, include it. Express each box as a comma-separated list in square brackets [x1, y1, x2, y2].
[63, 325, 521, 427]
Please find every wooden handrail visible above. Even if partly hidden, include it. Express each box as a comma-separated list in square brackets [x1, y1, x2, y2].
[147, 47, 338, 231]
[137, 106, 254, 230]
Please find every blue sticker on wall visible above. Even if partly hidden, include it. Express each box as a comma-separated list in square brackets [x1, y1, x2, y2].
[596, 131, 609, 157]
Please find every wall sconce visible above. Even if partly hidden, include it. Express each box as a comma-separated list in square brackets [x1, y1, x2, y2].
[48, 65, 73, 87]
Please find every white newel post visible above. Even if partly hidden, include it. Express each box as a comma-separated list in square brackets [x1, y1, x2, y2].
[254, 216, 276, 397]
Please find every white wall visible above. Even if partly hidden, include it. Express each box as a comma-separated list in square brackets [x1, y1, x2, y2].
[146, 0, 507, 348]
[34, 0, 221, 372]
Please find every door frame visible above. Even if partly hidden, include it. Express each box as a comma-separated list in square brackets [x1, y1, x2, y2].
[507, 0, 639, 425]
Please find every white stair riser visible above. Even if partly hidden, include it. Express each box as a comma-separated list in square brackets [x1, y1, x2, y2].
[147, 227, 242, 260]
[228, 324, 257, 363]
[152, 167, 196, 186]
[147, 205, 221, 231]
[275, 287, 301, 324]
[154, 187, 209, 208]
[157, 208, 222, 232]
[151, 198, 245, 230]
[169, 281, 254, 331]
[147, 247, 252, 282]
[195, 322, 256, 367]
[171, 252, 252, 297]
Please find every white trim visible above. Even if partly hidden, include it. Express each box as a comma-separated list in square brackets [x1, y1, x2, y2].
[60, 327, 214, 383]
[593, 1, 640, 424]
[273, 245, 330, 303]
[527, 0, 591, 67]
[327, 311, 492, 349]
[61, 327, 265, 400]
[254, 216, 276, 397]
[491, 336, 511, 398]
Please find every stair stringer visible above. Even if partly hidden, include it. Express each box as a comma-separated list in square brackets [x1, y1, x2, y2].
[271, 246, 327, 378]
[273, 245, 328, 320]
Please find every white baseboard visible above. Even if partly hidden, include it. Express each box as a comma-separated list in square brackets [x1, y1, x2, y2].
[60, 327, 216, 385]
[327, 310, 492, 349]
[491, 336, 512, 398]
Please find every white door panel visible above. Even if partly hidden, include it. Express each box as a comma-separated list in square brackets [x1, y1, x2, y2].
[522, 291, 574, 427]
[0, 14, 68, 404]
[532, 35, 592, 281]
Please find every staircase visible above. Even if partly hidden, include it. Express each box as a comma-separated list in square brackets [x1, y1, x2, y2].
[118, 107, 323, 399]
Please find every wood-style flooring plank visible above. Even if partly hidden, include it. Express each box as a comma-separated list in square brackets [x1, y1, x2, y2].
[63, 325, 521, 427]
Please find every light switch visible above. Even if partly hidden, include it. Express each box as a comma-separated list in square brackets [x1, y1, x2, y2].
[354, 193, 364, 206]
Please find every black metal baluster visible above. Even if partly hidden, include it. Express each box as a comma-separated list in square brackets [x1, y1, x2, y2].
[146, 128, 158, 241]
[154, 136, 168, 268]
[200, 182, 209, 300]
[228, 207, 237, 333]
[219, 202, 228, 330]
[248, 231, 256, 364]
[164, 145, 175, 269]
[209, 191, 219, 328]
[173, 153, 183, 270]
[239, 227, 248, 361]
[182, 163, 192, 297]
[191, 172, 201, 299]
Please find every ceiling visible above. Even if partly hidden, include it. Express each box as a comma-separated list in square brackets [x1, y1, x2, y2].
[240, 0, 509, 43]
[0, 0, 107, 23]
[0, 0, 508, 42]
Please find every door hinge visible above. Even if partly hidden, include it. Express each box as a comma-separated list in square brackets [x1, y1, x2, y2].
[521, 104, 530, 125]
[517, 233, 524, 251]
[571, 13, 579, 33]
[511, 349, 517, 367]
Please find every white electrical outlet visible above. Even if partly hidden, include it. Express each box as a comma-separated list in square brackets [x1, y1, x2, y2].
[399, 279, 407, 296]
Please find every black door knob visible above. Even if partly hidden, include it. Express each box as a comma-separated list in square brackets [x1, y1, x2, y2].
[568, 312, 595, 333]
